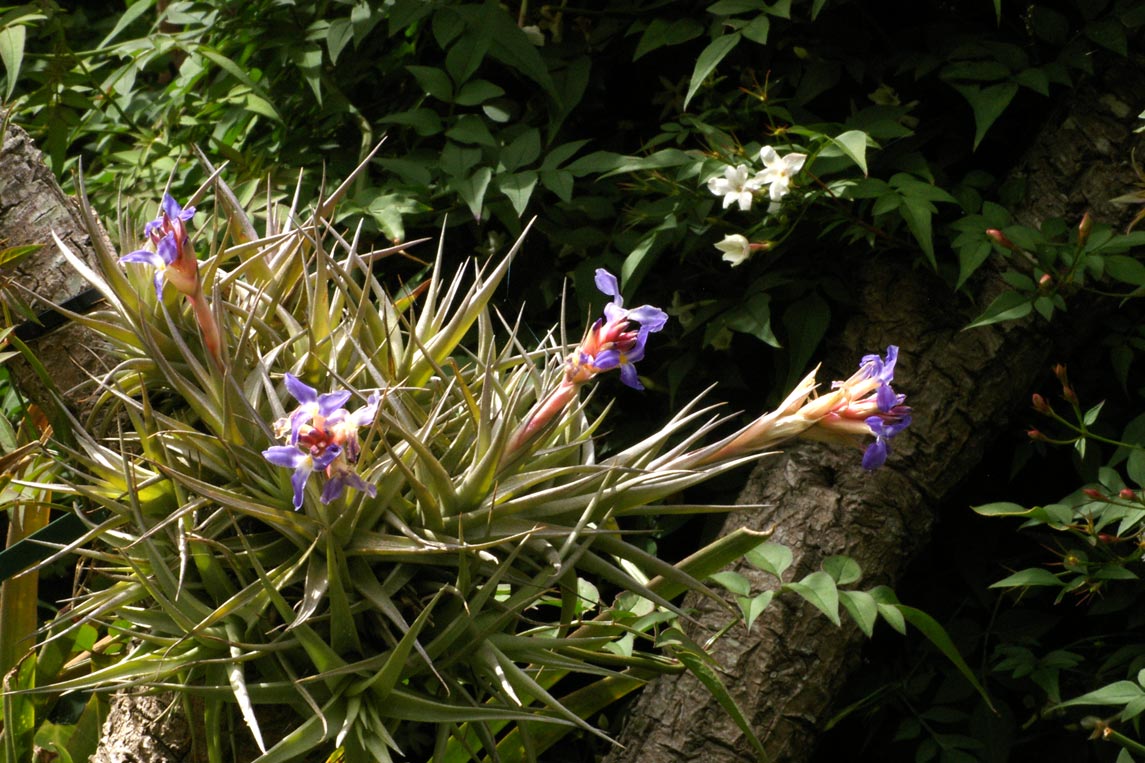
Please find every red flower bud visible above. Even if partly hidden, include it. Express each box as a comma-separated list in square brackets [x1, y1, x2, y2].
[1027, 428, 1046, 441]
[1031, 393, 1051, 414]
[1120, 488, 1136, 499]
[1082, 488, 1105, 500]
[1038, 273, 1053, 290]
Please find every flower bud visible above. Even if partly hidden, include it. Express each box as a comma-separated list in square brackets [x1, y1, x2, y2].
[1082, 488, 1105, 500]
[1031, 393, 1051, 414]
[1027, 428, 1046, 441]
[986, 228, 1019, 251]
[1077, 211, 1093, 247]
[1038, 273, 1053, 290]
[1120, 488, 1136, 500]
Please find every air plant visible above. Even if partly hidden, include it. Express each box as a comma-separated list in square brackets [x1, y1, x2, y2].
[0, 154, 914, 763]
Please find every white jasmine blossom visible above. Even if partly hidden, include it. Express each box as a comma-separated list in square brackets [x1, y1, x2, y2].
[715, 234, 752, 266]
[714, 233, 769, 267]
[707, 164, 762, 211]
[757, 146, 807, 211]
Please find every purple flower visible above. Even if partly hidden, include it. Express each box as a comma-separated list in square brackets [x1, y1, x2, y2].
[326, 392, 380, 462]
[120, 194, 201, 298]
[594, 269, 670, 335]
[571, 269, 668, 390]
[861, 413, 913, 470]
[283, 373, 352, 445]
[263, 443, 341, 509]
[321, 461, 378, 504]
[143, 194, 196, 240]
[119, 234, 180, 299]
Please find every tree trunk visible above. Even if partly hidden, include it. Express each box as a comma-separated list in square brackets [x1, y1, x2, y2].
[0, 115, 114, 414]
[605, 52, 1145, 763]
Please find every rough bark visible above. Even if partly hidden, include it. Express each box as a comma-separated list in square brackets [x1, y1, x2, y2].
[88, 692, 194, 763]
[0, 115, 114, 412]
[605, 51, 1145, 763]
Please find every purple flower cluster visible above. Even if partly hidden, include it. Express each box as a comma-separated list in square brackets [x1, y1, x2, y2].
[119, 194, 199, 299]
[262, 374, 379, 508]
[568, 269, 669, 390]
[855, 346, 912, 470]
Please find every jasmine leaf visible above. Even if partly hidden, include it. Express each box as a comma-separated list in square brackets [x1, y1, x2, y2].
[785, 571, 840, 626]
[685, 33, 741, 110]
[965, 290, 1032, 329]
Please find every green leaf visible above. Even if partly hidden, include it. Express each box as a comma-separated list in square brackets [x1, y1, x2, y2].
[0, 24, 25, 101]
[785, 570, 840, 626]
[660, 628, 769, 760]
[707, 0, 765, 13]
[738, 591, 773, 629]
[965, 290, 1032, 329]
[897, 605, 995, 712]
[407, 65, 453, 102]
[839, 590, 879, 637]
[953, 82, 1019, 150]
[709, 571, 751, 596]
[741, 15, 770, 45]
[1128, 449, 1145, 488]
[822, 556, 861, 586]
[899, 196, 938, 267]
[378, 108, 443, 136]
[451, 166, 492, 221]
[1104, 255, 1145, 287]
[725, 292, 779, 347]
[326, 18, 354, 64]
[99, 1, 152, 47]
[1015, 67, 1050, 96]
[684, 33, 741, 110]
[957, 240, 993, 289]
[990, 568, 1064, 588]
[459, 4, 560, 104]
[1055, 681, 1145, 709]
[446, 114, 497, 146]
[869, 586, 906, 634]
[633, 18, 704, 60]
[454, 79, 504, 106]
[244, 94, 280, 121]
[972, 501, 1035, 517]
[829, 130, 870, 175]
[540, 169, 574, 202]
[497, 171, 538, 217]
[746, 542, 792, 578]
[500, 129, 541, 172]
[620, 231, 659, 295]
[445, 32, 489, 85]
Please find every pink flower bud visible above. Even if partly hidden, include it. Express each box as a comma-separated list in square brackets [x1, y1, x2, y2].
[1082, 488, 1104, 500]
[1031, 393, 1051, 414]
[986, 228, 1019, 251]
[1120, 488, 1136, 499]
[1077, 211, 1093, 247]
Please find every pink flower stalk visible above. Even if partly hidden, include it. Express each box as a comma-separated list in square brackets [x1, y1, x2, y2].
[120, 194, 223, 368]
[688, 346, 911, 470]
[503, 269, 668, 459]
